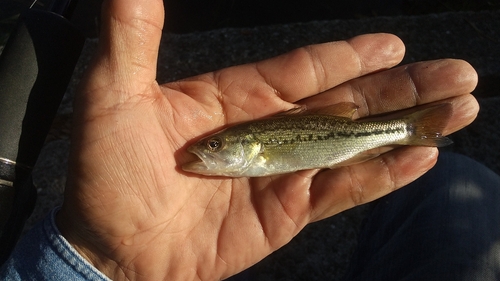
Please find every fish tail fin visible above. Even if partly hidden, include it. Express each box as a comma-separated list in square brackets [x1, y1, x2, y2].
[403, 103, 453, 147]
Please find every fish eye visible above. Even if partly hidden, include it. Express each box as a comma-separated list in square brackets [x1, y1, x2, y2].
[206, 137, 223, 152]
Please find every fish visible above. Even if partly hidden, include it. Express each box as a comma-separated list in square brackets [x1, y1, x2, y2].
[182, 102, 453, 177]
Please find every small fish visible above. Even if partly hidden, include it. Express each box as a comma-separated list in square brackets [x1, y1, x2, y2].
[182, 102, 452, 177]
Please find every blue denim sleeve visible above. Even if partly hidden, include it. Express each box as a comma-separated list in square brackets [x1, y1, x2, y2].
[0, 208, 110, 281]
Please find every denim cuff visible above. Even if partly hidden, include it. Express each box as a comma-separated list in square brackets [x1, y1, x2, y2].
[0, 208, 110, 281]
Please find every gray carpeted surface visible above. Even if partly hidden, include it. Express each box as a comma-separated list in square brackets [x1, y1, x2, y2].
[28, 10, 499, 280]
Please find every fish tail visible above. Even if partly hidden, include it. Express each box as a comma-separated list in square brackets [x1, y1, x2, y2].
[403, 103, 453, 147]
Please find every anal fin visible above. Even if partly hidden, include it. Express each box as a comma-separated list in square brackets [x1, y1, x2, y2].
[329, 146, 398, 168]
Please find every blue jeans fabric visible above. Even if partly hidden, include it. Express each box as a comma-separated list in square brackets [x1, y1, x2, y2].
[342, 152, 500, 280]
[0, 208, 110, 281]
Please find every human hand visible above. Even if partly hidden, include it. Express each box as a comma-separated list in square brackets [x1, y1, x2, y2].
[56, 0, 479, 280]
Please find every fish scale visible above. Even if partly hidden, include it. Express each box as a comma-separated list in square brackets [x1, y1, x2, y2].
[251, 115, 409, 146]
[244, 115, 410, 175]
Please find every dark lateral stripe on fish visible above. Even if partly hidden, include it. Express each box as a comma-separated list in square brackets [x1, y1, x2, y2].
[323, 127, 407, 139]
[262, 127, 407, 145]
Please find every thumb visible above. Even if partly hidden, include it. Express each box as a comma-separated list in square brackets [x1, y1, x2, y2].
[80, 0, 165, 107]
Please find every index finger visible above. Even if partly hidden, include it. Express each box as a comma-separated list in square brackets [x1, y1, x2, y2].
[254, 33, 405, 102]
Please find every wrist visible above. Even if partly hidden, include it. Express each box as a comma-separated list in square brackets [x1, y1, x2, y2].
[55, 206, 125, 280]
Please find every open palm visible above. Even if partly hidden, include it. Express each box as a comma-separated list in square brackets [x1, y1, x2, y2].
[56, 0, 479, 280]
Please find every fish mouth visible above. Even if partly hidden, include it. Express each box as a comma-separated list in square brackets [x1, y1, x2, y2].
[182, 159, 209, 173]
[182, 148, 212, 173]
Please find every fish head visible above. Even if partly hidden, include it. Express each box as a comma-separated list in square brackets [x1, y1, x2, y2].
[182, 129, 261, 176]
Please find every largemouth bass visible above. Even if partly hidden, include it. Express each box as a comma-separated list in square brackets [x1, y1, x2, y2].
[182, 102, 452, 177]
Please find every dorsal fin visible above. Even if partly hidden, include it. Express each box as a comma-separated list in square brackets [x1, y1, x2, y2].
[308, 102, 359, 119]
[274, 106, 307, 116]
[274, 102, 359, 119]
